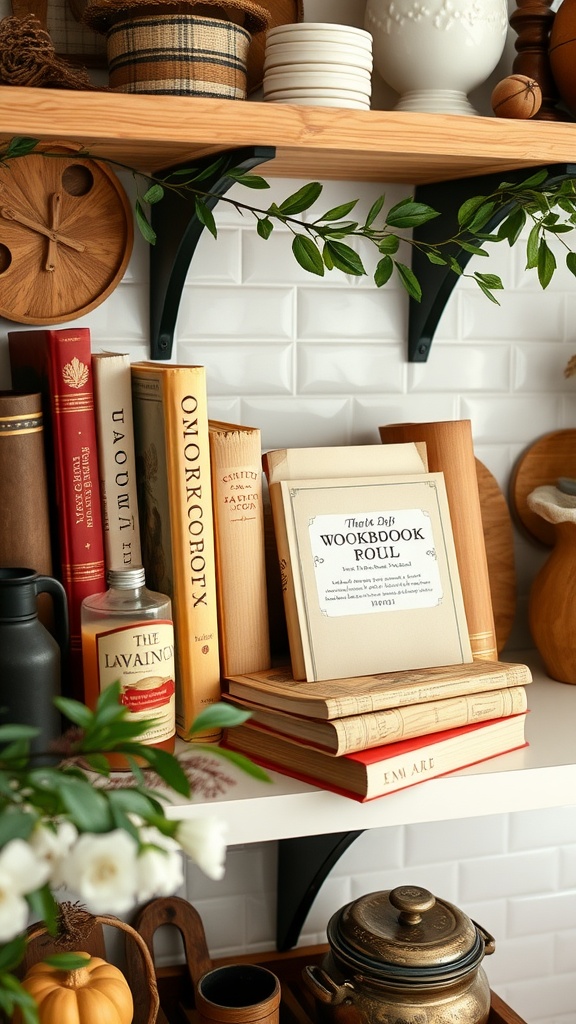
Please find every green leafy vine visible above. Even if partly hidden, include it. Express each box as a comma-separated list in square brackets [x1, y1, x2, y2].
[3, 136, 576, 304]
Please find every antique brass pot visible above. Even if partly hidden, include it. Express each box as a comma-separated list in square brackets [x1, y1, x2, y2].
[303, 885, 495, 1024]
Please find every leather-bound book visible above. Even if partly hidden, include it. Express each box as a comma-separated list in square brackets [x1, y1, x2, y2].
[8, 328, 106, 700]
[0, 390, 53, 627]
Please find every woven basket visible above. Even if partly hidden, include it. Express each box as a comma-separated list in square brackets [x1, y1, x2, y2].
[106, 13, 251, 95]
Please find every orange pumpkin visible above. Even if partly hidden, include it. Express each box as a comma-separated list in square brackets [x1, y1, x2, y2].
[20, 953, 134, 1024]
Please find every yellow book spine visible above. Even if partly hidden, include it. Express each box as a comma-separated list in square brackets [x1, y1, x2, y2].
[131, 363, 221, 740]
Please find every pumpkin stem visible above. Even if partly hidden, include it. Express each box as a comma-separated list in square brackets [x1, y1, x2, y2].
[63, 966, 92, 989]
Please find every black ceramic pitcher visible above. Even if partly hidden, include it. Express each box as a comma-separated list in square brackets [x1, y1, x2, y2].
[0, 567, 69, 757]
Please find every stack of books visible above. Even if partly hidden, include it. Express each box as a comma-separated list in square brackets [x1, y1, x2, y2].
[221, 660, 531, 802]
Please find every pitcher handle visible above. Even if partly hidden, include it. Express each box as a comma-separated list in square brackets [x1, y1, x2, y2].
[35, 575, 69, 660]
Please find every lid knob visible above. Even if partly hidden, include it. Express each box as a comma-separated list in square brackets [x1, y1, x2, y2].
[389, 886, 436, 926]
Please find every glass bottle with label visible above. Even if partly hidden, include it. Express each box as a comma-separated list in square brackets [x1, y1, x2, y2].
[81, 566, 176, 767]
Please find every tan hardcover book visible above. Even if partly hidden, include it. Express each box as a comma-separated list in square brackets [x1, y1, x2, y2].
[263, 442, 429, 679]
[131, 362, 221, 741]
[222, 713, 529, 802]
[208, 419, 271, 676]
[0, 391, 53, 627]
[92, 352, 142, 572]
[276, 472, 472, 681]
[223, 684, 528, 755]
[379, 420, 498, 662]
[224, 659, 533, 719]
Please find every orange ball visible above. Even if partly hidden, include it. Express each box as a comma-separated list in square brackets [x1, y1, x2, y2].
[491, 75, 542, 119]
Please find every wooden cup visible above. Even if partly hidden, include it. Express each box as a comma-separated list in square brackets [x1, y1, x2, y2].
[196, 965, 281, 1024]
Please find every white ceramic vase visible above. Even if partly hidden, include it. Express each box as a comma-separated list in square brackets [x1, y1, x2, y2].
[365, 0, 509, 115]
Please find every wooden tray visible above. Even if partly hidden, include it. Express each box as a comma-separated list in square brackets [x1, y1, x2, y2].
[155, 945, 527, 1024]
[130, 898, 527, 1024]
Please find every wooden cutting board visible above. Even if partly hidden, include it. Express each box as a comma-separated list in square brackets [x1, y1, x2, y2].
[476, 458, 517, 654]
[509, 430, 576, 547]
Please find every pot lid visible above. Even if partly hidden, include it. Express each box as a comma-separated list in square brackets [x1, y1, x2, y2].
[327, 886, 483, 981]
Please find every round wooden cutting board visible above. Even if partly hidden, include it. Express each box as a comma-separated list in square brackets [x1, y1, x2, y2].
[509, 429, 576, 547]
[476, 458, 517, 653]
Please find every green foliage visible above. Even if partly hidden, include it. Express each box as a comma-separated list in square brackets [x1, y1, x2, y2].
[4, 137, 576, 304]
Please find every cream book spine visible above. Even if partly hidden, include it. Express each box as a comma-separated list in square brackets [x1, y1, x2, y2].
[92, 352, 142, 571]
[131, 362, 221, 741]
[209, 419, 271, 676]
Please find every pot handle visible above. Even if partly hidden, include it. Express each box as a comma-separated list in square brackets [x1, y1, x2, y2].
[302, 965, 355, 1006]
[474, 920, 496, 956]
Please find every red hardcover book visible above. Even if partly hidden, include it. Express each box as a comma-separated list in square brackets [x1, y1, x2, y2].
[8, 328, 106, 701]
[222, 713, 528, 802]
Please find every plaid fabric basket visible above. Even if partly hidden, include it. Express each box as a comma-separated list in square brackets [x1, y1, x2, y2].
[106, 14, 251, 95]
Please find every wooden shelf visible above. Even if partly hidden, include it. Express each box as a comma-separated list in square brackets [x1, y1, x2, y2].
[163, 651, 576, 846]
[2, 87, 576, 182]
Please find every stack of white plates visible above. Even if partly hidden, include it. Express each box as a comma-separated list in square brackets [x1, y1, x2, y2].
[263, 22, 373, 109]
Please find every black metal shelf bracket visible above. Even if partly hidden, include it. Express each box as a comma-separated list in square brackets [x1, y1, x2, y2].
[150, 145, 276, 360]
[276, 830, 364, 952]
[408, 162, 576, 363]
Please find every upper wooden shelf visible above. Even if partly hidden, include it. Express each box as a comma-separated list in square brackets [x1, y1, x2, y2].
[2, 86, 576, 182]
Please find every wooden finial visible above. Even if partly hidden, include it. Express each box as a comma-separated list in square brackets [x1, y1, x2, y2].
[509, 0, 568, 120]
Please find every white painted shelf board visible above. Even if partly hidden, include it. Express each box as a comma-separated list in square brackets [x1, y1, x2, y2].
[165, 650, 576, 845]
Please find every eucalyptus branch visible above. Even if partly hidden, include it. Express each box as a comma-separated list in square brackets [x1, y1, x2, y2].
[3, 136, 576, 304]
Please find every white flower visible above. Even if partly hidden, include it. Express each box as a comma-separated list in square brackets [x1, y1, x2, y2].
[0, 838, 51, 895]
[136, 828, 184, 901]
[0, 871, 29, 942]
[60, 830, 139, 914]
[175, 817, 228, 881]
[29, 821, 78, 886]
[0, 838, 52, 943]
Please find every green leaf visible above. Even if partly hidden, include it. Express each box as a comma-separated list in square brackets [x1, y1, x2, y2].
[26, 885, 58, 936]
[190, 702, 252, 735]
[142, 183, 164, 205]
[0, 936, 26, 973]
[54, 696, 93, 730]
[195, 199, 217, 239]
[378, 234, 400, 255]
[4, 136, 39, 158]
[0, 724, 38, 742]
[426, 251, 448, 266]
[537, 238, 556, 288]
[35, 773, 112, 832]
[514, 169, 549, 190]
[323, 240, 365, 276]
[474, 273, 504, 290]
[458, 194, 489, 228]
[394, 261, 422, 302]
[0, 809, 36, 846]
[497, 207, 527, 246]
[526, 223, 540, 268]
[374, 255, 393, 288]
[475, 280, 501, 305]
[317, 200, 358, 221]
[277, 182, 323, 216]
[136, 747, 190, 797]
[292, 234, 325, 276]
[386, 201, 440, 229]
[226, 171, 270, 189]
[257, 216, 273, 239]
[44, 952, 92, 969]
[566, 251, 576, 276]
[106, 787, 164, 820]
[465, 201, 497, 234]
[458, 241, 489, 257]
[83, 753, 112, 775]
[364, 194, 385, 228]
[135, 200, 157, 245]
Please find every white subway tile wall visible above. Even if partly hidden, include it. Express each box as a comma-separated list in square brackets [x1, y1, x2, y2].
[2, 3, 576, 1017]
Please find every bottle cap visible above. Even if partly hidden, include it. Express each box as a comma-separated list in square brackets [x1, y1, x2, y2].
[106, 566, 146, 589]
